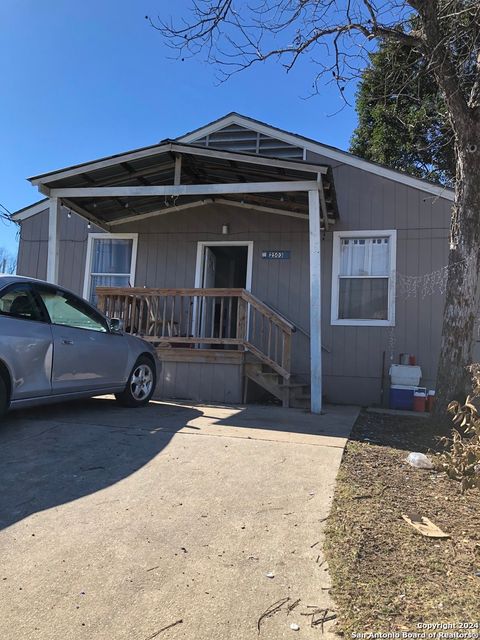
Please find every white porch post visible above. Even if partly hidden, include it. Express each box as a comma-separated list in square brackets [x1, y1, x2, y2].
[308, 188, 323, 414]
[47, 197, 61, 284]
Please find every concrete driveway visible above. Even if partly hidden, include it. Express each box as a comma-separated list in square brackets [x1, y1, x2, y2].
[0, 398, 358, 640]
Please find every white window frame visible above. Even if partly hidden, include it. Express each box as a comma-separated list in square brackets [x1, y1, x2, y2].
[83, 233, 138, 301]
[331, 229, 396, 327]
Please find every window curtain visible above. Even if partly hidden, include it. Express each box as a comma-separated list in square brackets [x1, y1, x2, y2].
[338, 237, 390, 320]
[92, 239, 132, 274]
[90, 239, 133, 303]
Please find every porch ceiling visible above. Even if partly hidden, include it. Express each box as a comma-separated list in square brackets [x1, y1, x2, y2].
[29, 142, 338, 227]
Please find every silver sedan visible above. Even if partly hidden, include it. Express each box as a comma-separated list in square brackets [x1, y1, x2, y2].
[0, 275, 158, 417]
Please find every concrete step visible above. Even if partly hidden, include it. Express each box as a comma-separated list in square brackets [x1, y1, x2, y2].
[290, 397, 311, 409]
[279, 382, 310, 389]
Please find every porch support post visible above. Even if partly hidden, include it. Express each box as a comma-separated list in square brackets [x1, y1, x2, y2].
[308, 188, 323, 414]
[47, 197, 61, 284]
[174, 155, 182, 185]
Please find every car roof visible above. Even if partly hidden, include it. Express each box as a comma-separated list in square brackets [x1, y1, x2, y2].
[0, 274, 48, 288]
[0, 275, 82, 300]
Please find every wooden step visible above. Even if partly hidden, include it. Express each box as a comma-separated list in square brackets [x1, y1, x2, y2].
[260, 372, 282, 381]
[244, 362, 312, 408]
[245, 362, 287, 406]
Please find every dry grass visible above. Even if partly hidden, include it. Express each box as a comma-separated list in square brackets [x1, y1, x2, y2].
[324, 411, 480, 634]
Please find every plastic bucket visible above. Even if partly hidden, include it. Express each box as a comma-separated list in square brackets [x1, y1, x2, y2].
[413, 389, 427, 412]
[426, 390, 435, 412]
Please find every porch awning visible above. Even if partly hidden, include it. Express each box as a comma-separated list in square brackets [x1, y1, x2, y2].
[28, 141, 338, 229]
[25, 139, 332, 414]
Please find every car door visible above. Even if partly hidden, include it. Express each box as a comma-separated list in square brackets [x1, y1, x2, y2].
[35, 285, 129, 395]
[0, 283, 53, 400]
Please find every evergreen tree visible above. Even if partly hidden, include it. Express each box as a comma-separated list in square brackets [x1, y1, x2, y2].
[350, 40, 455, 187]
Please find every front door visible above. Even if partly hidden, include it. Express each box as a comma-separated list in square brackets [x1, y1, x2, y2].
[203, 247, 217, 288]
[197, 243, 251, 342]
[35, 286, 129, 394]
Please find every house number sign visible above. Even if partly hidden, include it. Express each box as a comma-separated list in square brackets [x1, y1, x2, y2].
[261, 250, 291, 260]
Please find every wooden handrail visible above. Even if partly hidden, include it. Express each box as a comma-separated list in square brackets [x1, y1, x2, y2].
[241, 290, 294, 334]
[96, 287, 245, 297]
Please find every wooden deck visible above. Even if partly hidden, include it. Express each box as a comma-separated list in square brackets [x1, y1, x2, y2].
[96, 287, 300, 406]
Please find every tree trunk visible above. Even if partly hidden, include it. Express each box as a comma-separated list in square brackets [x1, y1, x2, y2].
[434, 125, 480, 415]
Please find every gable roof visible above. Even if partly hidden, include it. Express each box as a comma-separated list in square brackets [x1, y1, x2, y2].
[26, 140, 325, 186]
[12, 111, 453, 223]
[178, 112, 454, 202]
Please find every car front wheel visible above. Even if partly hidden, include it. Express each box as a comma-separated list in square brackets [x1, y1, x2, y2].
[115, 356, 156, 407]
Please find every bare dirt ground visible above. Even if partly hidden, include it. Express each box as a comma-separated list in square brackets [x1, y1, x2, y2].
[324, 411, 480, 635]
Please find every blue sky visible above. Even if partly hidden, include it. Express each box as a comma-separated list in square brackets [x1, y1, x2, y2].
[0, 0, 358, 256]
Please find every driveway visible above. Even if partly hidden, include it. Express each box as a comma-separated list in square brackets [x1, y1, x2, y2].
[0, 398, 358, 640]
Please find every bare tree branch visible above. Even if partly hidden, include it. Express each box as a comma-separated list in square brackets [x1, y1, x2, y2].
[407, 0, 470, 126]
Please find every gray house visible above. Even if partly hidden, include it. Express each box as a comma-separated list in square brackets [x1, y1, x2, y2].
[12, 113, 454, 412]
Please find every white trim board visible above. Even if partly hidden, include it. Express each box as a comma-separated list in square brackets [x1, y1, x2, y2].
[11, 198, 110, 230]
[47, 197, 61, 284]
[49, 180, 320, 199]
[12, 200, 49, 221]
[109, 200, 214, 226]
[308, 189, 323, 413]
[193, 241, 254, 341]
[110, 198, 309, 227]
[83, 232, 138, 301]
[167, 143, 326, 175]
[178, 113, 454, 202]
[13, 193, 315, 227]
[28, 142, 326, 188]
[194, 241, 254, 292]
[215, 199, 309, 221]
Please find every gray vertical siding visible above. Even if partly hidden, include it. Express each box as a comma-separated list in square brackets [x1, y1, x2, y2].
[16, 206, 103, 292]
[157, 361, 243, 404]
[307, 150, 451, 404]
[16, 208, 48, 280]
[16, 155, 453, 406]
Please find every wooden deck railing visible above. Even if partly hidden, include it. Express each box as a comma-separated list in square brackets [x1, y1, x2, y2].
[96, 287, 293, 379]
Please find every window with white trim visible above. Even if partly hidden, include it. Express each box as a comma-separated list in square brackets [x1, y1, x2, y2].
[84, 234, 138, 304]
[331, 230, 396, 326]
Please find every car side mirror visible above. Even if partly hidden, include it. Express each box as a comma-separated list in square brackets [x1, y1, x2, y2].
[109, 318, 124, 334]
